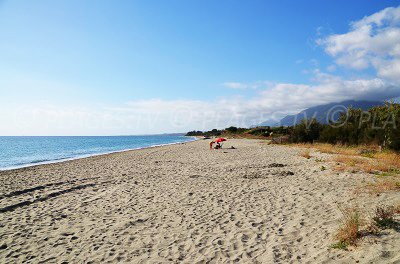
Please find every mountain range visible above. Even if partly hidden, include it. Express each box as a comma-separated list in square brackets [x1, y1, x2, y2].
[256, 100, 385, 127]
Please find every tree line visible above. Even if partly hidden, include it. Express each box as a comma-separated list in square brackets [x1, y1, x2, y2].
[186, 103, 400, 151]
[290, 103, 400, 151]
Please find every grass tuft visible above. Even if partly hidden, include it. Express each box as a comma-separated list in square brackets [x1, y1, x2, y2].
[330, 241, 349, 250]
[300, 149, 311, 159]
[334, 207, 363, 248]
[332, 204, 400, 250]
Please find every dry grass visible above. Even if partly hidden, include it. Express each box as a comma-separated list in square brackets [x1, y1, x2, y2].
[372, 152, 400, 172]
[332, 155, 386, 174]
[335, 150, 400, 174]
[300, 149, 311, 159]
[293, 143, 400, 196]
[292, 143, 362, 155]
[333, 207, 364, 249]
[334, 155, 367, 167]
[332, 203, 400, 250]
[292, 143, 400, 174]
[366, 178, 400, 194]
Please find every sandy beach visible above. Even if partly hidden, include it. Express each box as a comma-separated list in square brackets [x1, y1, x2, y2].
[0, 139, 399, 263]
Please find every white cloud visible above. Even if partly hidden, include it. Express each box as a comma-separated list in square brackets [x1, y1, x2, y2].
[2, 73, 397, 135]
[352, 6, 400, 28]
[326, 64, 336, 72]
[222, 82, 248, 89]
[222, 81, 274, 90]
[318, 5, 400, 82]
[112, 72, 397, 131]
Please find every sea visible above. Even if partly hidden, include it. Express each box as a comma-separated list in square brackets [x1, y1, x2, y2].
[0, 135, 196, 170]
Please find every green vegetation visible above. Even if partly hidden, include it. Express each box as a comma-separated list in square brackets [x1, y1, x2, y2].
[330, 241, 349, 250]
[188, 103, 400, 152]
[186, 126, 288, 138]
[290, 102, 400, 151]
[186, 129, 223, 137]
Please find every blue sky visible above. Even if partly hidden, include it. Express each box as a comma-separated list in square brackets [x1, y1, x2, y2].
[1, 1, 400, 135]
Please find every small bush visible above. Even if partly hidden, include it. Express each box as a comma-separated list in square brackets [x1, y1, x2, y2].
[372, 205, 398, 229]
[248, 127, 270, 136]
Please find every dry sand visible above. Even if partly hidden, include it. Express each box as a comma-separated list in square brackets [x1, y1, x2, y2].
[0, 139, 399, 263]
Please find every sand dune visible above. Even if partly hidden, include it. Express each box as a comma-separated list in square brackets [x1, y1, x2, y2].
[0, 139, 399, 263]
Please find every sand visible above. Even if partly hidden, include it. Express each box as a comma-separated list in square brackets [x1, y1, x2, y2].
[0, 139, 399, 263]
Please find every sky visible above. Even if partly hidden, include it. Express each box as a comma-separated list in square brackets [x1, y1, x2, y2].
[1, 0, 400, 135]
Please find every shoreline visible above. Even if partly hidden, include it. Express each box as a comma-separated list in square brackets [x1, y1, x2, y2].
[0, 136, 198, 172]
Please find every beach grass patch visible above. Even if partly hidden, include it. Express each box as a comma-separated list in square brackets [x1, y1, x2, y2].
[334, 207, 364, 248]
[365, 178, 400, 194]
[291, 143, 400, 174]
[330, 241, 349, 250]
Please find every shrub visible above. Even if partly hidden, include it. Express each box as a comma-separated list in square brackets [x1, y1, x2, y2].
[372, 205, 398, 229]
[185, 130, 204, 136]
[248, 127, 270, 136]
[289, 119, 320, 143]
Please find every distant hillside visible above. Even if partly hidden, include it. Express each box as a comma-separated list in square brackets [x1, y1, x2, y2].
[257, 100, 384, 127]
